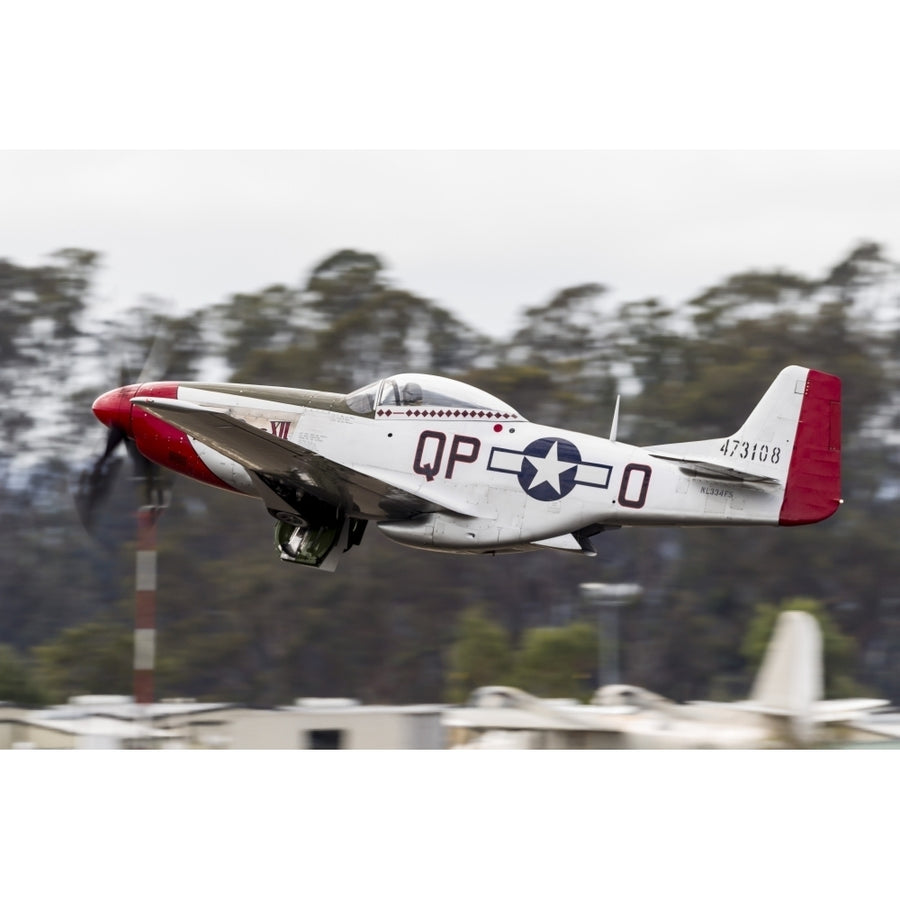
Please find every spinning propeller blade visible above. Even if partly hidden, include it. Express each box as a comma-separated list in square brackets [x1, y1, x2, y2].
[74, 423, 128, 530]
[75, 333, 174, 536]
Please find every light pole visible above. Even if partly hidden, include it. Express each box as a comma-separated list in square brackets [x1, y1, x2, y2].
[580, 582, 642, 686]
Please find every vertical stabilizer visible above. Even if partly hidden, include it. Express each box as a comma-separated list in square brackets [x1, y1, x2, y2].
[749, 610, 823, 715]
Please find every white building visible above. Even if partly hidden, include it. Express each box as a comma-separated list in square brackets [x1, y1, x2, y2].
[0, 696, 447, 749]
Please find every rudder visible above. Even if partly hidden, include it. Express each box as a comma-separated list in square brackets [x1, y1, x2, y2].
[778, 369, 841, 525]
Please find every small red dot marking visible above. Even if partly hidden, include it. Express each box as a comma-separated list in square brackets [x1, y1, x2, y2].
[493, 423, 503, 433]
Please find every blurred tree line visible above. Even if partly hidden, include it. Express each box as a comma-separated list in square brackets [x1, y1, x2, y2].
[1, 242, 899, 707]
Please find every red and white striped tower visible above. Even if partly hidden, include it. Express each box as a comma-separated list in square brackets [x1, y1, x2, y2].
[134, 505, 160, 705]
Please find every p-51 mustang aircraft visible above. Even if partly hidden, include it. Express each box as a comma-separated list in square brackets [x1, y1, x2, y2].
[88, 365, 841, 570]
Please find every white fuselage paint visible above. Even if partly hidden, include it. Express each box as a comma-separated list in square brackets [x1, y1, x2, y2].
[170, 385, 789, 553]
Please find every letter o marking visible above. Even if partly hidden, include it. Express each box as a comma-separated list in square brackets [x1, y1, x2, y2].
[618, 463, 652, 509]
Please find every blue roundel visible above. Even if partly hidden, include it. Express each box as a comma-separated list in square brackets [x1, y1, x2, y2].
[518, 437, 581, 501]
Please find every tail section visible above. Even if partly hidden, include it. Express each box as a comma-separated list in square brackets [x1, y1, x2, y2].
[737, 609, 823, 745]
[748, 610, 823, 714]
[725, 609, 885, 745]
[645, 366, 841, 525]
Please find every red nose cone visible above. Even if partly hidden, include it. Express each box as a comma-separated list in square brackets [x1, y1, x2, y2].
[92, 385, 140, 434]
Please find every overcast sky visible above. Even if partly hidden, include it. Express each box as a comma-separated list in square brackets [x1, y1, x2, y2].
[3, 149, 899, 338]
[5, 4, 900, 340]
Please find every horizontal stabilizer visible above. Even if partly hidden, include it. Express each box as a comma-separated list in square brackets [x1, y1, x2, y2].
[646, 451, 781, 483]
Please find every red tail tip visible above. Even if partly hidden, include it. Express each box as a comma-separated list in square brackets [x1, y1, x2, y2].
[779, 369, 841, 526]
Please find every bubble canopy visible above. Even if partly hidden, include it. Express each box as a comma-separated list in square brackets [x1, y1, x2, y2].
[345, 373, 522, 418]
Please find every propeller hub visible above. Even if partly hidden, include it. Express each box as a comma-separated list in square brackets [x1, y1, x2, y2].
[92, 384, 141, 434]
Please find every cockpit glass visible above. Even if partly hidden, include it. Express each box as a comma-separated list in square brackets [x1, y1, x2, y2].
[372, 373, 521, 418]
[345, 381, 380, 414]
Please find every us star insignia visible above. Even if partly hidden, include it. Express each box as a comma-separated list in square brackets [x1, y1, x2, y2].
[487, 437, 612, 501]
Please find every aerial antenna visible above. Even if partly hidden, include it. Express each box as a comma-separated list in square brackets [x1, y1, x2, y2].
[609, 395, 621, 442]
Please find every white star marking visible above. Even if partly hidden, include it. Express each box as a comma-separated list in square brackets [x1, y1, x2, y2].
[526, 441, 576, 494]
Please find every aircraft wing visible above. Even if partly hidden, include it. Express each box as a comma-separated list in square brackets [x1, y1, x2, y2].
[833, 717, 900, 741]
[811, 698, 892, 723]
[132, 396, 483, 519]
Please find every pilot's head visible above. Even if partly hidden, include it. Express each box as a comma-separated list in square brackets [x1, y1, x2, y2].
[402, 382, 423, 405]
